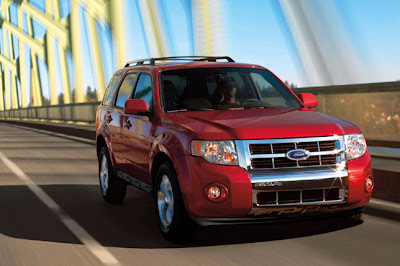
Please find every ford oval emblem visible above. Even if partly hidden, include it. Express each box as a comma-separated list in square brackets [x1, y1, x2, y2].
[286, 149, 310, 160]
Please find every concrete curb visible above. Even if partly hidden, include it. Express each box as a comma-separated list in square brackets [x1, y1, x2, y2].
[0, 119, 95, 140]
[368, 199, 400, 214]
[1, 121, 95, 146]
[365, 199, 400, 221]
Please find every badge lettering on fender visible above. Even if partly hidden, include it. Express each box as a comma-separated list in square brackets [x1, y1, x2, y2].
[254, 181, 283, 187]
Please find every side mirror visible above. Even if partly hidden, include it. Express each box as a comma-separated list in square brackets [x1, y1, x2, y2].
[298, 93, 318, 108]
[124, 99, 149, 115]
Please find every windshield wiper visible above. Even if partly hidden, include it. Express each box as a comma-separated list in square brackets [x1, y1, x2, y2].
[167, 108, 216, 113]
[187, 108, 216, 111]
[166, 109, 188, 113]
[243, 106, 269, 109]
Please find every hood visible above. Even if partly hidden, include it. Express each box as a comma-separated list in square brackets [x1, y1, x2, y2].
[164, 108, 361, 140]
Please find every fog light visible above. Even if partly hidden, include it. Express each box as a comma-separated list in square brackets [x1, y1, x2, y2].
[204, 183, 228, 202]
[365, 176, 374, 193]
[208, 186, 221, 199]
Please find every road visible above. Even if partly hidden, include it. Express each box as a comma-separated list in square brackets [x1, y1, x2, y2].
[0, 123, 399, 266]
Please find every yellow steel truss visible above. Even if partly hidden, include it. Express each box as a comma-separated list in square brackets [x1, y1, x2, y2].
[0, 0, 126, 110]
[0, 0, 218, 112]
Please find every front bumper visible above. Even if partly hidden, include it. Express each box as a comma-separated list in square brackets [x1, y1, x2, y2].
[192, 206, 365, 226]
[178, 151, 372, 219]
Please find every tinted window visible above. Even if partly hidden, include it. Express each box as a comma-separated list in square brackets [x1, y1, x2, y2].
[115, 73, 138, 108]
[133, 74, 153, 111]
[103, 73, 122, 106]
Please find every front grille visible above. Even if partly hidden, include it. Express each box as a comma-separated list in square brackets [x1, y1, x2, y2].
[245, 138, 342, 170]
[257, 188, 342, 205]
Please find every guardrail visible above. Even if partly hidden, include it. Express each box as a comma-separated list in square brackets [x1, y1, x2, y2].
[0, 81, 399, 141]
[0, 101, 101, 123]
[293, 81, 400, 142]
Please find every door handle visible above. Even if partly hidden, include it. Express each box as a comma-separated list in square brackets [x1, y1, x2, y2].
[124, 120, 132, 129]
[105, 112, 113, 123]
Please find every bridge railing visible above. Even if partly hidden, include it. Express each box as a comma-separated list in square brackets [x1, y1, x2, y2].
[0, 81, 399, 141]
[0, 101, 101, 123]
[293, 81, 400, 141]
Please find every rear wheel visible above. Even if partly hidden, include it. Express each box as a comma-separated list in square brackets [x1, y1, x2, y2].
[155, 162, 195, 241]
[98, 146, 127, 203]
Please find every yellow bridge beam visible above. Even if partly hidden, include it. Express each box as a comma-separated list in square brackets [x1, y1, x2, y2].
[17, 5, 27, 108]
[110, 0, 126, 69]
[0, 71, 4, 111]
[87, 15, 106, 100]
[70, 0, 84, 103]
[0, 0, 126, 109]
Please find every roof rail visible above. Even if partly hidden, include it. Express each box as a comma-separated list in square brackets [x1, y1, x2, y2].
[124, 56, 234, 67]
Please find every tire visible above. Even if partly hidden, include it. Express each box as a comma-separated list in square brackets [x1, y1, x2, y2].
[340, 207, 364, 225]
[155, 162, 195, 241]
[350, 209, 364, 222]
[98, 146, 127, 203]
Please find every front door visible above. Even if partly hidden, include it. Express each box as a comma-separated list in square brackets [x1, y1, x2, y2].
[122, 73, 154, 185]
[111, 72, 139, 169]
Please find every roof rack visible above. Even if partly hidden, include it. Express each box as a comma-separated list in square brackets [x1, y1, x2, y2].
[124, 56, 234, 67]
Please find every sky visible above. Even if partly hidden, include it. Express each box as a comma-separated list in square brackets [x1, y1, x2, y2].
[1, 0, 400, 107]
[92, 0, 400, 88]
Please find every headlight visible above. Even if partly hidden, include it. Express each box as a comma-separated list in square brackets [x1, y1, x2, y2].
[191, 140, 238, 165]
[344, 134, 367, 160]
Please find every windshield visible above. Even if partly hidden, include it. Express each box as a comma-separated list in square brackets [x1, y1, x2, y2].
[160, 67, 301, 112]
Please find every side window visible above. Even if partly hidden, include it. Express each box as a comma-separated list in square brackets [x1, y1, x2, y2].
[133, 74, 153, 111]
[103, 73, 122, 106]
[115, 73, 138, 108]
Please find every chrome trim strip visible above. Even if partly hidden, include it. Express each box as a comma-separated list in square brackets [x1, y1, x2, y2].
[249, 164, 340, 172]
[246, 150, 342, 159]
[255, 198, 345, 207]
[243, 136, 342, 144]
[317, 141, 322, 165]
[250, 168, 348, 183]
[117, 170, 152, 192]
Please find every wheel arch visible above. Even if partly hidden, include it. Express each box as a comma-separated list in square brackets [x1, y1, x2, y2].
[96, 134, 106, 158]
[151, 152, 174, 197]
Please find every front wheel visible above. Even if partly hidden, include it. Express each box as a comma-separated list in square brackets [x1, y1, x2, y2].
[155, 162, 195, 241]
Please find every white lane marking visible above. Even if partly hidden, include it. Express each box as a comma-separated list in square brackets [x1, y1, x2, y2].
[0, 152, 119, 265]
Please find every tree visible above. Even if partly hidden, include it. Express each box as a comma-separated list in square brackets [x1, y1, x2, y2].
[86, 86, 97, 102]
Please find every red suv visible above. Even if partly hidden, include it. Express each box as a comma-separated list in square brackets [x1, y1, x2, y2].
[96, 56, 373, 240]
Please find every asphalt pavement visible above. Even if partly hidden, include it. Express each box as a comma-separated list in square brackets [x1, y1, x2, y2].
[0, 123, 399, 266]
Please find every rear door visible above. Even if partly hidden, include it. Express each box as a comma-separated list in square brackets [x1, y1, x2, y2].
[99, 72, 122, 161]
[122, 72, 154, 184]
